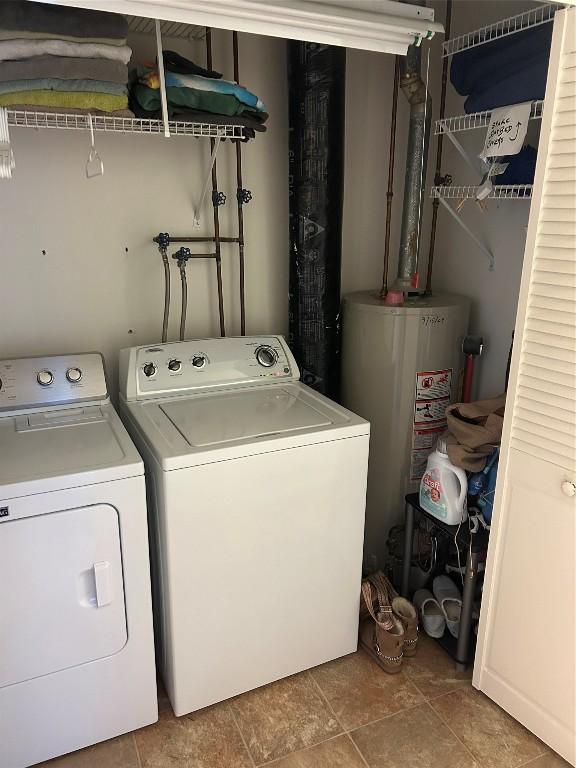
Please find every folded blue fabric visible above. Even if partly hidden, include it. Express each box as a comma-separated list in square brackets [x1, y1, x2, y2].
[0, 77, 127, 96]
[451, 23, 552, 96]
[464, 53, 549, 113]
[495, 145, 537, 186]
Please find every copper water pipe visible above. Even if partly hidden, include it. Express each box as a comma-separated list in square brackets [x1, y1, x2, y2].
[379, 56, 400, 299]
[425, 0, 453, 296]
[233, 31, 247, 335]
[206, 27, 226, 337]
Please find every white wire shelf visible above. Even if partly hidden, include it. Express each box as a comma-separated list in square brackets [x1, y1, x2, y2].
[442, 3, 558, 58]
[127, 16, 205, 40]
[431, 185, 533, 200]
[435, 100, 544, 135]
[6, 109, 246, 138]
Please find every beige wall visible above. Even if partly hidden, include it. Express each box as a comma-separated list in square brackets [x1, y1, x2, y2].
[0, 1, 539, 398]
[0, 28, 289, 390]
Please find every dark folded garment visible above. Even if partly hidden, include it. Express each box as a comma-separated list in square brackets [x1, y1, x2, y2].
[130, 98, 266, 140]
[0, 0, 127, 39]
[163, 50, 222, 80]
[0, 56, 128, 84]
[464, 53, 549, 113]
[132, 82, 268, 122]
[451, 23, 552, 97]
[495, 145, 537, 186]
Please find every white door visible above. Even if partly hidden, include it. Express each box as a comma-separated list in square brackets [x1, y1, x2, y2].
[0, 504, 127, 688]
[474, 8, 576, 765]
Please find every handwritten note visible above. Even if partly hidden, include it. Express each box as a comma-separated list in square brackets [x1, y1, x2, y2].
[480, 102, 531, 159]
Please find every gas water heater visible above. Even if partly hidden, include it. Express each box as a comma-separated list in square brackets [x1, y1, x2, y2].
[341, 291, 470, 568]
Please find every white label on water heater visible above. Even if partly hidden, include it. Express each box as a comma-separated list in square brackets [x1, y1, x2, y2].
[410, 369, 453, 480]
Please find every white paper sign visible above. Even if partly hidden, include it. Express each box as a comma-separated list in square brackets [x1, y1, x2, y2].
[480, 102, 531, 159]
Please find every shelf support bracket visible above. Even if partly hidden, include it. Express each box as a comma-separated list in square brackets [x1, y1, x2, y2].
[155, 20, 170, 138]
[437, 196, 495, 271]
[444, 128, 489, 179]
[192, 135, 223, 228]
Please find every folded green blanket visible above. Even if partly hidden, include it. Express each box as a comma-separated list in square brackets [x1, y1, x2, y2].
[0, 79, 127, 96]
[0, 90, 128, 112]
[0, 56, 128, 85]
[132, 83, 261, 119]
[0, 1, 127, 39]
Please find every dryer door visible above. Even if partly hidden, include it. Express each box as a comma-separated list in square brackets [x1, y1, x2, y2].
[0, 504, 127, 687]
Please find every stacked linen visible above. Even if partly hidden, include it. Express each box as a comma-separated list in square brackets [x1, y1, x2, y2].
[0, 1, 132, 115]
[451, 23, 553, 114]
[130, 51, 268, 138]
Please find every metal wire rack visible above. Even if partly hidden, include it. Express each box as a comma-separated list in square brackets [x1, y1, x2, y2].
[127, 16, 206, 40]
[435, 100, 544, 135]
[6, 109, 245, 138]
[442, 3, 558, 57]
[431, 185, 533, 200]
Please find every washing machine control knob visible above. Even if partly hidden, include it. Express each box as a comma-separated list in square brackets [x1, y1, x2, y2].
[192, 356, 206, 369]
[143, 362, 157, 378]
[168, 359, 182, 372]
[37, 370, 54, 387]
[66, 367, 82, 383]
[255, 345, 278, 368]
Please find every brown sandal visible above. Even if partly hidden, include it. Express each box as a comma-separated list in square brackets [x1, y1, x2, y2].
[360, 572, 419, 657]
[359, 581, 404, 673]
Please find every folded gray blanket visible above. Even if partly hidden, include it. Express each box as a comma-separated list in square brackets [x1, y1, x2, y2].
[0, 29, 126, 47]
[0, 56, 128, 84]
[0, 39, 132, 64]
[0, 1, 127, 39]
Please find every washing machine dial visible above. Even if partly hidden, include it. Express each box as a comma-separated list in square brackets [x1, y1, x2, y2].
[168, 359, 182, 373]
[66, 367, 82, 383]
[37, 370, 54, 387]
[255, 345, 278, 368]
[143, 362, 157, 378]
[192, 356, 206, 369]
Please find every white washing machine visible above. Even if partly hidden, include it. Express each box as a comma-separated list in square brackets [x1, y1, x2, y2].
[0, 353, 157, 768]
[119, 336, 369, 716]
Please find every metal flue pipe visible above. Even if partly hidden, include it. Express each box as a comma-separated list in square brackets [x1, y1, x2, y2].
[396, 2, 432, 290]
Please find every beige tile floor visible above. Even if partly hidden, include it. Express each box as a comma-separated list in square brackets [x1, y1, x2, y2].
[40, 637, 570, 768]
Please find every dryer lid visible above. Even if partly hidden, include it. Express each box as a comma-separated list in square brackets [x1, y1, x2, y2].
[160, 386, 332, 447]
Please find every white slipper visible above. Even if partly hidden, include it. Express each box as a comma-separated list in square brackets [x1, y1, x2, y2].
[413, 589, 445, 638]
[433, 575, 462, 639]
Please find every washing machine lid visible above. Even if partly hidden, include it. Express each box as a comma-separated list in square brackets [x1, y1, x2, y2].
[0, 403, 143, 500]
[125, 382, 369, 470]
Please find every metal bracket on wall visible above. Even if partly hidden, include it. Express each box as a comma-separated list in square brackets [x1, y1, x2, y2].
[436, 195, 494, 271]
[192, 135, 225, 227]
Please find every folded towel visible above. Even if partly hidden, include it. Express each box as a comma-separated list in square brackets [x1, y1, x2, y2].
[140, 70, 266, 112]
[0, 79, 127, 97]
[162, 50, 222, 80]
[451, 23, 552, 97]
[0, 29, 126, 46]
[0, 39, 132, 64]
[0, 1, 127, 39]
[0, 90, 128, 112]
[132, 83, 266, 120]
[464, 53, 549, 113]
[0, 56, 128, 85]
[9, 104, 135, 118]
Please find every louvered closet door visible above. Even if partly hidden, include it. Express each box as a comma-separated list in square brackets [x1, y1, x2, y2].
[473, 8, 576, 765]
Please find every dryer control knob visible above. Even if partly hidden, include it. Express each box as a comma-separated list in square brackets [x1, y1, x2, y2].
[66, 367, 82, 383]
[168, 359, 182, 372]
[561, 481, 576, 498]
[192, 356, 206, 369]
[255, 345, 278, 368]
[37, 370, 54, 387]
[143, 362, 157, 378]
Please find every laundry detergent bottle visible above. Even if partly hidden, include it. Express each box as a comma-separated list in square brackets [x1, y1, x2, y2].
[419, 439, 468, 525]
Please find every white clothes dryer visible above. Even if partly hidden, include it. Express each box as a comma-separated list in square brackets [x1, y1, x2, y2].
[119, 336, 369, 717]
[0, 353, 157, 768]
